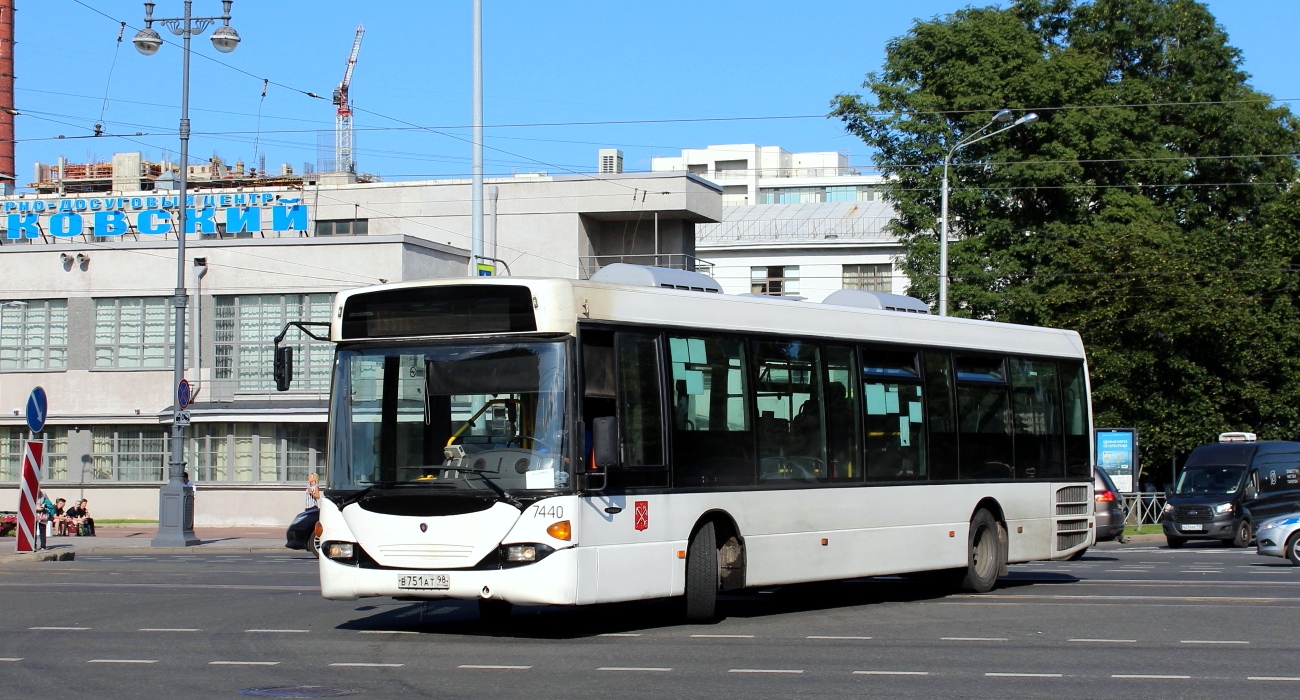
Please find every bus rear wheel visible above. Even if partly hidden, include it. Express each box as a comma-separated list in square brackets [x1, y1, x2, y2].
[960, 510, 1003, 593]
[685, 521, 719, 622]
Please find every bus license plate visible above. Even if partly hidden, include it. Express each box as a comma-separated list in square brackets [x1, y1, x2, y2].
[1180, 524, 1203, 531]
[398, 574, 450, 590]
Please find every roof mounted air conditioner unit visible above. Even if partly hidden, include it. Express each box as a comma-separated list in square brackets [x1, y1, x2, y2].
[822, 289, 931, 314]
[1218, 432, 1257, 443]
[590, 263, 722, 293]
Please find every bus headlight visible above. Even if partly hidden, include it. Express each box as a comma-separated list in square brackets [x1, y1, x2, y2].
[324, 541, 357, 563]
[506, 545, 537, 562]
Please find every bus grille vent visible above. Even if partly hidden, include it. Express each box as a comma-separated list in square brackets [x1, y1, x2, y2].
[1055, 519, 1090, 551]
[377, 543, 475, 568]
[1054, 485, 1089, 515]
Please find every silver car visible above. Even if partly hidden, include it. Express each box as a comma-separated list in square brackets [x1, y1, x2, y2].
[1255, 513, 1300, 565]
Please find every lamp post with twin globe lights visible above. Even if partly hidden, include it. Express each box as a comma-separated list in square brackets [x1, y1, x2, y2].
[133, 1, 240, 547]
[938, 109, 1037, 316]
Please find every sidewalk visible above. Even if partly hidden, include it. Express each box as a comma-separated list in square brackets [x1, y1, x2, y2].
[2, 525, 289, 561]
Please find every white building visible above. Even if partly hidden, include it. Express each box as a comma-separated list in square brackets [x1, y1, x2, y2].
[651, 144, 907, 302]
[0, 168, 720, 526]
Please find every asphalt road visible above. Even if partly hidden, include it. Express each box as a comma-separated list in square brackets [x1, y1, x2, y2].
[1, 541, 1297, 699]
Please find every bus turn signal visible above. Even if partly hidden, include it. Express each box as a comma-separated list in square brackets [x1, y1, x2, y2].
[547, 520, 572, 541]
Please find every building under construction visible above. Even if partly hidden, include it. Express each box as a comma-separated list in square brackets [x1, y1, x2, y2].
[27, 152, 374, 195]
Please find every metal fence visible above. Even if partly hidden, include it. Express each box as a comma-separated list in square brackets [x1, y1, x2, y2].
[1122, 493, 1167, 525]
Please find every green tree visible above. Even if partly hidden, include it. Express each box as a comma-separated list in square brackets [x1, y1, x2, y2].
[833, 0, 1300, 474]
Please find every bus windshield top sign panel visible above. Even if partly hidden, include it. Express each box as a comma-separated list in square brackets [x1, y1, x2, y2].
[341, 286, 538, 339]
[1095, 428, 1137, 493]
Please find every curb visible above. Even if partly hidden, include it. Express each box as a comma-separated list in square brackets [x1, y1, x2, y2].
[79, 547, 294, 555]
[0, 550, 76, 564]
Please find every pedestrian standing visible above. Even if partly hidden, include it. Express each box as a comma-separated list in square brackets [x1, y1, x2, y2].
[305, 472, 321, 511]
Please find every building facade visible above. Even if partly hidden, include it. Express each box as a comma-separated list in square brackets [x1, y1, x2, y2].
[0, 170, 720, 525]
[651, 144, 908, 301]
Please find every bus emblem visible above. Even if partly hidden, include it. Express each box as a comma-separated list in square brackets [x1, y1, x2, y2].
[634, 501, 649, 531]
[419, 523, 428, 532]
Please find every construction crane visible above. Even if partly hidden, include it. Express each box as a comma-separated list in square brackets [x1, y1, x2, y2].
[332, 24, 365, 174]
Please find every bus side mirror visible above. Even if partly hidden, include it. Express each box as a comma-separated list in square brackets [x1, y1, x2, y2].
[593, 416, 619, 469]
[274, 346, 294, 392]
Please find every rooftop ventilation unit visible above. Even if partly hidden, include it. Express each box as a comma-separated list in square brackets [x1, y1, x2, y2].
[590, 263, 722, 293]
[822, 289, 931, 314]
[1219, 432, 1257, 443]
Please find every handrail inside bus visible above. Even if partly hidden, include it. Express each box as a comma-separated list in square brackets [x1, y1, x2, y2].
[446, 398, 521, 446]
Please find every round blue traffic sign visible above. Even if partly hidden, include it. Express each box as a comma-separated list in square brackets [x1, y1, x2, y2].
[178, 379, 192, 410]
[25, 386, 47, 433]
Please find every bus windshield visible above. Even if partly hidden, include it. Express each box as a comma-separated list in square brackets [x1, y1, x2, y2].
[330, 341, 570, 493]
[1174, 465, 1245, 496]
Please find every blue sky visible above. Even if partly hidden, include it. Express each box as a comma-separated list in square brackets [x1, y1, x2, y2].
[13, 1, 1300, 187]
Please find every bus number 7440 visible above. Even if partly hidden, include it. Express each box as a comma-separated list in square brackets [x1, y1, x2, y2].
[533, 504, 564, 519]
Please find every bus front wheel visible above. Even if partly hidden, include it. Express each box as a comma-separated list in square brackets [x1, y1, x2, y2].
[685, 521, 719, 622]
[960, 510, 1003, 593]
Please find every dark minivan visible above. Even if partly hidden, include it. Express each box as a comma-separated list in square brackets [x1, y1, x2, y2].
[1162, 435, 1300, 549]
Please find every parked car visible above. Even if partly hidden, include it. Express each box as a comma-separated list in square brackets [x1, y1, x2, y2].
[1067, 467, 1127, 559]
[1162, 434, 1300, 549]
[285, 507, 320, 557]
[1254, 512, 1300, 565]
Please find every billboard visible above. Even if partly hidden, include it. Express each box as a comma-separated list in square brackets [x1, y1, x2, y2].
[1095, 428, 1138, 493]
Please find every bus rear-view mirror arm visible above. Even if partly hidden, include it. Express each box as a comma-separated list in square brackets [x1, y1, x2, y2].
[273, 321, 332, 392]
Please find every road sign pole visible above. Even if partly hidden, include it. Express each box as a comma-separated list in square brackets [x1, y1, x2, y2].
[15, 441, 42, 553]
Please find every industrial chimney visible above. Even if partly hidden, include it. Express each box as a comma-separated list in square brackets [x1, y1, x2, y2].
[0, 0, 14, 194]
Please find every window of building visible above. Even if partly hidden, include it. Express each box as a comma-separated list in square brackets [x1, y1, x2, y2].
[0, 300, 68, 371]
[189, 422, 326, 483]
[751, 266, 799, 296]
[825, 185, 878, 202]
[94, 297, 186, 369]
[214, 294, 333, 392]
[315, 219, 369, 237]
[842, 263, 893, 293]
[0, 427, 67, 482]
[92, 425, 169, 482]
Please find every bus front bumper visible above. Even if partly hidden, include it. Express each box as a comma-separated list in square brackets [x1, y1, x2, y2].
[319, 545, 579, 606]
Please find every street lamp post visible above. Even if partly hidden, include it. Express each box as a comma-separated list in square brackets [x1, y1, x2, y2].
[938, 109, 1037, 316]
[133, 1, 240, 547]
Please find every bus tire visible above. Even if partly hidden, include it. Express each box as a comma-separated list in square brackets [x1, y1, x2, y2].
[685, 521, 719, 622]
[959, 510, 1002, 593]
[478, 599, 512, 622]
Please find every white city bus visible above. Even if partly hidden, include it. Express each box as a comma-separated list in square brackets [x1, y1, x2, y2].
[285, 265, 1094, 621]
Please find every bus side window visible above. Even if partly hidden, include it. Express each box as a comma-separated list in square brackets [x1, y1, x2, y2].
[668, 335, 754, 488]
[824, 345, 861, 482]
[1010, 358, 1065, 479]
[753, 340, 826, 484]
[615, 332, 665, 468]
[955, 355, 1013, 481]
[861, 346, 926, 481]
[1060, 360, 1091, 478]
[923, 351, 958, 481]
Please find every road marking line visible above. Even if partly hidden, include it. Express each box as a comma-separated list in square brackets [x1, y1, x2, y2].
[245, 629, 310, 633]
[1180, 640, 1248, 644]
[1069, 639, 1137, 643]
[691, 634, 755, 638]
[29, 627, 88, 631]
[598, 633, 642, 637]
[941, 637, 1008, 641]
[807, 635, 873, 640]
[1112, 674, 1190, 679]
[139, 628, 201, 632]
[1249, 676, 1300, 681]
[331, 663, 404, 668]
[88, 659, 158, 664]
[0, 658, 23, 662]
[986, 672, 1063, 678]
[458, 665, 531, 670]
[357, 630, 418, 635]
[853, 671, 929, 676]
[210, 661, 280, 666]
[598, 667, 672, 672]
[729, 669, 803, 674]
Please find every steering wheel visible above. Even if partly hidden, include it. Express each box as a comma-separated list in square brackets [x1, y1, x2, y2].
[507, 435, 553, 452]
